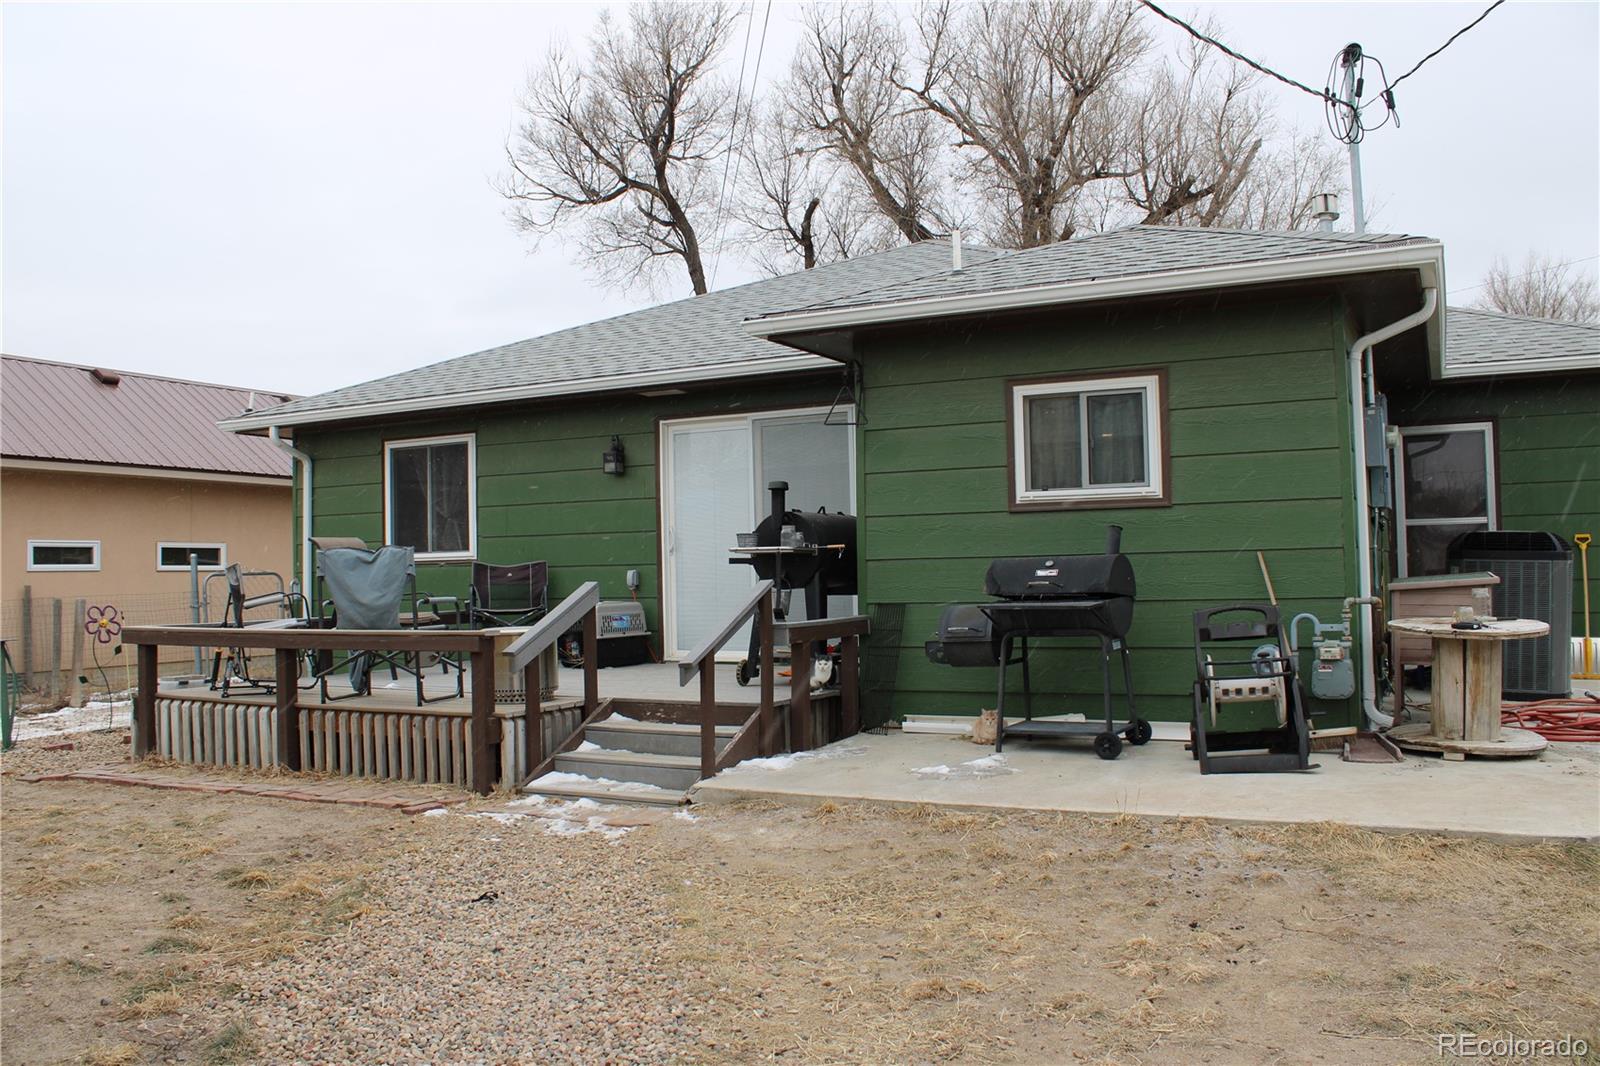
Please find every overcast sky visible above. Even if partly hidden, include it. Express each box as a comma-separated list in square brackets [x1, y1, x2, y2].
[5, 1, 1597, 396]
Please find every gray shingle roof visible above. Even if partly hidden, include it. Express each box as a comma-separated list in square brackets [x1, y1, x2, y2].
[1442, 306, 1600, 377]
[755, 225, 1437, 317]
[228, 241, 996, 430]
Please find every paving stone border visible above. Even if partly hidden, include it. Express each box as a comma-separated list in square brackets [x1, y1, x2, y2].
[17, 765, 469, 815]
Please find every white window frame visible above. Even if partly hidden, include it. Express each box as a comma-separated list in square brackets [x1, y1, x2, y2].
[156, 542, 227, 572]
[1394, 421, 1497, 577]
[382, 433, 477, 562]
[27, 539, 102, 572]
[1011, 373, 1165, 506]
[658, 405, 857, 660]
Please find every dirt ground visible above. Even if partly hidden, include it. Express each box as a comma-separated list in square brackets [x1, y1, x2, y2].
[4, 733, 1597, 1065]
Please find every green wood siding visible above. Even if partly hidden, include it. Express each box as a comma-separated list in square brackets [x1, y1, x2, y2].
[854, 293, 1362, 725]
[293, 380, 838, 644]
[1389, 373, 1600, 640]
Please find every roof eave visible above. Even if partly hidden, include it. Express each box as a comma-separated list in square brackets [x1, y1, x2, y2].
[1441, 354, 1600, 380]
[745, 242, 1447, 349]
[219, 353, 838, 434]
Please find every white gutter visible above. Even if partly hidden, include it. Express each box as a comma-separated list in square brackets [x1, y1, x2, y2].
[1347, 287, 1439, 730]
[268, 426, 313, 589]
[746, 242, 1445, 338]
[221, 353, 834, 433]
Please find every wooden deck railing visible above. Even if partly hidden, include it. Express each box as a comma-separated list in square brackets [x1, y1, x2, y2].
[501, 582, 600, 784]
[122, 611, 602, 796]
[677, 584, 870, 778]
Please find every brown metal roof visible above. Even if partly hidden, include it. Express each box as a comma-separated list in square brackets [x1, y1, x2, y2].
[1, 355, 295, 478]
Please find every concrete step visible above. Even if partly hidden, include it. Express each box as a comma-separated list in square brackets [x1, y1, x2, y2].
[588, 718, 738, 758]
[524, 779, 688, 808]
[553, 749, 703, 791]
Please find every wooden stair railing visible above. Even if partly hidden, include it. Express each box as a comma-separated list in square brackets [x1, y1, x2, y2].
[503, 582, 600, 786]
[678, 581, 776, 778]
[775, 615, 870, 751]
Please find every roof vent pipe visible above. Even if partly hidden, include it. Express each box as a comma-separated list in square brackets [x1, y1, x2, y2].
[951, 229, 963, 271]
[1311, 192, 1340, 232]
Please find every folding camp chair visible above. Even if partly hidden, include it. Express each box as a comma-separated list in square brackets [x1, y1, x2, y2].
[315, 545, 463, 705]
[207, 565, 308, 697]
[466, 561, 549, 629]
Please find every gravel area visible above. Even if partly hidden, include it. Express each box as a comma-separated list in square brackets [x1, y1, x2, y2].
[236, 810, 707, 1064]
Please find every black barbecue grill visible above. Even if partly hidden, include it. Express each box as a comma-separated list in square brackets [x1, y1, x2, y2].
[728, 481, 857, 686]
[925, 525, 1149, 759]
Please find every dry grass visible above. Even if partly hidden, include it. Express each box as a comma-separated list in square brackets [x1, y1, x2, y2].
[660, 801, 1600, 1064]
[81, 1044, 141, 1066]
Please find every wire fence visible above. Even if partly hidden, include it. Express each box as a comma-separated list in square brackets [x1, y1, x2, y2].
[0, 573, 296, 705]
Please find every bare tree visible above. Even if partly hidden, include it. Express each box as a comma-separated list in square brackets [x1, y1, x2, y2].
[737, 100, 898, 272]
[1475, 254, 1600, 323]
[906, 0, 1147, 247]
[787, 4, 953, 244]
[501, 3, 737, 295]
[1217, 129, 1345, 230]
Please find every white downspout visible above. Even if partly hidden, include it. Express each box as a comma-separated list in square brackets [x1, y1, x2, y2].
[1347, 287, 1438, 729]
[268, 426, 313, 590]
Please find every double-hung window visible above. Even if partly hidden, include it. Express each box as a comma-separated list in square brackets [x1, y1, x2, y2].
[1009, 372, 1167, 509]
[1396, 422, 1496, 576]
[384, 434, 476, 561]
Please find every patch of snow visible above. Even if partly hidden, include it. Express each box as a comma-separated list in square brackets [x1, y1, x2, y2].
[673, 809, 699, 822]
[11, 700, 132, 740]
[911, 752, 1020, 780]
[720, 742, 868, 774]
[422, 808, 450, 818]
[524, 771, 677, 796]
[575, 740, 603, 752]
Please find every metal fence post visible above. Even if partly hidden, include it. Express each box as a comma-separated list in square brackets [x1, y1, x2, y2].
[19, 585, 32, 689]
[48, 598, 63, 701]
[189, 552, 203, 675]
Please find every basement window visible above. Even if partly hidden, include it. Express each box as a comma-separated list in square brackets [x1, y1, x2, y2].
[28, 540, 101, 572]
[384, 434, 476, 560]
[1009, 372, 1168, 510]
[157, 543, 226, 571]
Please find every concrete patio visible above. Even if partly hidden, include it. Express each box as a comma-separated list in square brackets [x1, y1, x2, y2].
[691, 729, 1600, 842]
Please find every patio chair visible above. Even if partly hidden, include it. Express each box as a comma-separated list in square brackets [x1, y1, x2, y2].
[466, 560, 549, 629]
[315, 545, 463, 705]
[207, 565, 309, 697]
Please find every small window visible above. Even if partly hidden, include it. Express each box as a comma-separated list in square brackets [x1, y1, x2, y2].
[1396, 423, 1496, 576]
[384, 434, 476, 560]
[157, 543, 226, 571]
[1010, 373, 1167, 509]
[28, 540, 101, 571]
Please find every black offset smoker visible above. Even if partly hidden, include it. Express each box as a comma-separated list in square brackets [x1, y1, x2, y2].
[925, 525, 1148, 759]
[728, 481, 857, 686]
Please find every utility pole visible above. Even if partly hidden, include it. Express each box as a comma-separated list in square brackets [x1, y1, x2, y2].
[1340, 43, 1366, 235]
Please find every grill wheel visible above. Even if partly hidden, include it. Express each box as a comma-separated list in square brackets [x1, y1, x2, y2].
[1093, 732, 1123, 760]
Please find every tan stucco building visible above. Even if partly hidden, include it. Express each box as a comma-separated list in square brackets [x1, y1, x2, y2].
[1, 356, 296, 691]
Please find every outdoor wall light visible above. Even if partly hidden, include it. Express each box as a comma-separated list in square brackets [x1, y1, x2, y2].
[602, 435, 626, 476]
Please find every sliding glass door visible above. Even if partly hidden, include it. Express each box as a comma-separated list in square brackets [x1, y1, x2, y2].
[660, 407, 854, 659]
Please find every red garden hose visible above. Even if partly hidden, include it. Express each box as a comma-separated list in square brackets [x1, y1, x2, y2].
[1501, 695, 1600, 741]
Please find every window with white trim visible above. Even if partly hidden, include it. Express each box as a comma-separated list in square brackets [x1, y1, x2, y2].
[384, 434, 476, 560]
[1010, 373, 1166, 508]
[28, 540, 101, 571]
[157, 543, 226, 571]
[1396, 422, 1496, 576]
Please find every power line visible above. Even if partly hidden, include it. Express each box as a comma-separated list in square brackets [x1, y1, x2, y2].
[1137, 1, 1332, 103]
[1390, 0, 1506, 88]
[1448, 254, 1600, 296]
[709, 0, 774, 290]
[706, 2, 758, 288]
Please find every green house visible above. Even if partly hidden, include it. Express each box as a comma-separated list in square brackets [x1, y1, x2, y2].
[223, 227, 1599, 733]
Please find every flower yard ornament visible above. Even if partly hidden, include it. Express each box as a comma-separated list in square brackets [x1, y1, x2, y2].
[84, 604, 122, 645]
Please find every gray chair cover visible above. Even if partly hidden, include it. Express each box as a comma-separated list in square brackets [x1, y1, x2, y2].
[316, 546, 413, 630]
[315, 546, 414, 694]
